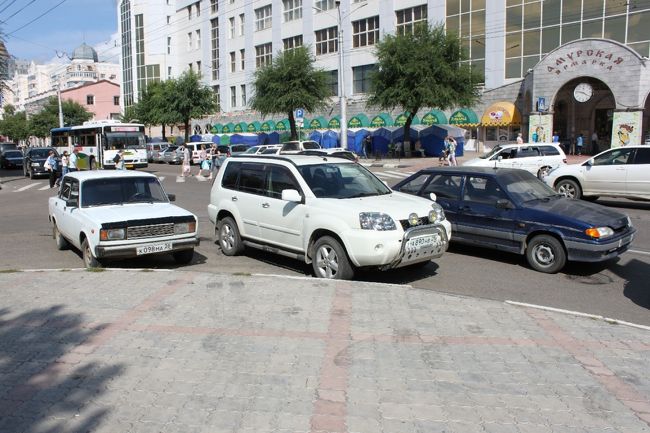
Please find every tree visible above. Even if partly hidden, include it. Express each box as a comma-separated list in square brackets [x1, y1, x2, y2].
[168, 70, 216, 143]
[251, 46, 330, 140]
[0, 105, 30, 142]
[29, 97, 92, 138]
[134, 80, 178, 140]
[368, 23, 483, 154]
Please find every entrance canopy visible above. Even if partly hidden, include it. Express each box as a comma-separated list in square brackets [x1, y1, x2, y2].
[480, 102, 521, 126]
[421, 110, 447, 126]
[450, 108, 479, 127]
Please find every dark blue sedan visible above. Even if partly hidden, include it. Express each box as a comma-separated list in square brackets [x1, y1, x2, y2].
[392, 167, 636, 273]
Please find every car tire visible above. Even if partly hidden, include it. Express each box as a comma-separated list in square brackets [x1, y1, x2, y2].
[537, 166, 551, 179]
[53, 223, 69, 250]
[312, 236, 354, 280]
[82, 238, 102, 268]
[555, 178, 581, 199]
[218, 217, 244, 256]
[526, 234, 566, 274]
[173, 249, 194, 264]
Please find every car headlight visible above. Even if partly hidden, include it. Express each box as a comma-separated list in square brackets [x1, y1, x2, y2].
[100, 228, 126, 241]
[429, 204, 446, 223]
[31, 162, 40, 167]
[585, 227, 614, 239]
[174, 221, 196, 234]
[359, 212, 396, 231]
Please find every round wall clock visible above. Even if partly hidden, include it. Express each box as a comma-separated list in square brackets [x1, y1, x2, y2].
[574, 83, 593, 103]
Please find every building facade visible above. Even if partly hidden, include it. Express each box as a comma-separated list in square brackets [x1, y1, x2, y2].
[119, 0, 650, 151]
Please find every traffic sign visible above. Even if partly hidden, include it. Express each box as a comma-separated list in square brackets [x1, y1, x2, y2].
[296, 118, 304, 128]
[295, 108, 304, 120]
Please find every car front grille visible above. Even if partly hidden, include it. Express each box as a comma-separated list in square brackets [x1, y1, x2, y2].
[127, 223, 175, 239]
[399, 216, 430, 231]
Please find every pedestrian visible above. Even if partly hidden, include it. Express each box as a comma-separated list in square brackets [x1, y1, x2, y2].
[44, 150, 58, 188]
[181, 145, 191, 177]
[516, 133, 524, 144]
[114, 150, 125, 170]
[68, 148, 79, 171]
[445, 136, 458, 166]
[591, 131, 599, 154]
[208, 145, 218, 180]
[57, 151, 69, 186]
[552, 131, 560, 143]
[196, 144, 208, 176]
[576, 133, 584, 156]
[364, 135, 372, 159]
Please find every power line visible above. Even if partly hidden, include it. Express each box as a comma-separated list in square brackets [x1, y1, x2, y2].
[0, 0, 17, 15]
[2, 0, 37, 22]
[7, 0, 68, 37]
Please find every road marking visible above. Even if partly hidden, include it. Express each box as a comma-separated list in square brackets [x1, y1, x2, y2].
[38, 185, 52, 191]
[384, 170, 410, 177]
[376, 172, 406, 179]
[176, 176, 186, 183]
[15, 183, 40, 192]
[195, 175, 208, 182]
[158, 176, 165, 182]
[629, 249, 650, 256]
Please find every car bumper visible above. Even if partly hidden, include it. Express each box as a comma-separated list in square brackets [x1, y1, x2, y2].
[564, 230, 635, 262]
[95, 236, 200, 259]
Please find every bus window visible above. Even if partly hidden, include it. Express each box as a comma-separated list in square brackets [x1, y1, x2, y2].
[105, 132, 145, 150]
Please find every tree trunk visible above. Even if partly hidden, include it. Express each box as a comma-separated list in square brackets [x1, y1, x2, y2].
[184, 120, 190, 144]
[403, 109, 419, 157]
[161, 124, 167, 140]
[288, 110, 297, 141]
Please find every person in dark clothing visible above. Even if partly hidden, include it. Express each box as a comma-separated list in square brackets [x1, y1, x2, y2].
[364, 135, 372, 159]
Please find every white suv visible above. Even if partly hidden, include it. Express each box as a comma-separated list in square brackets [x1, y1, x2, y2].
[463, 143, 567, 178]
[208, 154, 451, 279]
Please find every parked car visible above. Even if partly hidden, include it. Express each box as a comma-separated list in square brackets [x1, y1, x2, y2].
[392, 166, 635, 273]
[243, 144, 282, 155]
[228, 144, 251, 155]
[161, 145, 182, 164]
[152, 144, 169, 163]
[208, 154, 450, 280]
[298, 147, 359, 162]
[146, 142, 166, 163]
[544, 145, 650, 201]
[1, 150, 25, 169]
[23, 147, 60, 179]
[48, 170, 199, 268]
[463, 143, 567, 178]
[0, 142, 18, 155]
[279, 140, 321, 154]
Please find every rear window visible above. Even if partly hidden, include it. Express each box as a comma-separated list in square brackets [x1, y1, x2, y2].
[303, 141, 320, 150]
[4, 150, 22, 157]
[221, 161, 241, 189]
[539, 145, 560, 156]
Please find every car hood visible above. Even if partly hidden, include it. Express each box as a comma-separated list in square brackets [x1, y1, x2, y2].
[81, 203, 196, 224]
[313, 191, 436, 221]
[462, 157, 486, 166]
[525, 197, 629, 230]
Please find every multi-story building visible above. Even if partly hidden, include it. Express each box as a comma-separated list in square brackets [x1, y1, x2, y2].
[119, 0, 650, 151]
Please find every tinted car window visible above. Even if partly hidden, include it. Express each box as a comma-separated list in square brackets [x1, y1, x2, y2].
[539, 145, 560, 156]
[283, 142, 299, 151]
[29, 148, 55, 158]
[396, 174, 429, 194]
[423, 174, 463, 199]
[239, 163, 266, 195]
[267, 165, 300, 199]
[302, 141, 320, 150]
[517, 147, 540, 158]
[464, 176, 506, 204]
[221, 161, 240, 189]
[593, 148, 633, 166]
[633, 148, 650, 164]
[4, 150, 22, 158]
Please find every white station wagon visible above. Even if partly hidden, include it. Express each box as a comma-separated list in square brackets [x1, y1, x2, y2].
[463, 143, 567, 178]
[208, 154, 451, 279]
[48, 170, 199, 268]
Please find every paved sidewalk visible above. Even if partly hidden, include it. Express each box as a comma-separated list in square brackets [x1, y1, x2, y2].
[0, 269, 648, 433]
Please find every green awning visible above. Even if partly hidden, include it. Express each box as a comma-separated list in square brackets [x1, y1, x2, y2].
[308, 116, 328, 129]
[347, 113, 370, 128]
[275, 119, 290, 131]
[211, 124, 223, 134]
[219, 134, 230, 145]
[328, 115, 341, 129]
[233, 122, 247, 133]
[222, 122, 235, 134]
[449, 108, 479, 127]
[246, 121, 261, 132]
[370, 113, 393, 127]
[260, 120, 276, 132]
[394, 112, 420, 127]
[421, 110, 448, 126]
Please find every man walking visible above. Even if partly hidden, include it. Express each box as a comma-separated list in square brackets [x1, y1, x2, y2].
[591, 131, 599, 155]
[69, 148, 79, 171]
[576, 133, 584, 156]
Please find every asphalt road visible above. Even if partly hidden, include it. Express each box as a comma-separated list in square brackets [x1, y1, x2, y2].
[1, 160, 648, 326]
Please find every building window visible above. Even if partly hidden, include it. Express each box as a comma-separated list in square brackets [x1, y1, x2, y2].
[195, 2, 200, 17]
[87, 95, 95, 105]
[197, 61, 201, 74]
[283, 0, 302, 22]
[229, 16, 235, 38]
[187, 32, 193, 50]
[113, 96, 120, 105]
[230, 86, 236, 107]
[315, 26, 338, 55]
[255, 43, 273, 67]
[446, 0, 485, 81]
[241, 84, 247, 105]
[352, 64, 376, 94]
[353, 16, 379, 48]
[167, 15, 171, 24]
[240, 13, 245, 36]
[326, 69, 338, 96]
[213, 85, 220, 107]
[187, 5, 192, 20]
[230, 52, 236, 72]
[255, 5, 272, 31]
[167, 36, 171, 54]
[168, 66, 172, 79]
[314, 0, 335, 12]
[240, 49, 245, 70]
[211, 0, 218, 14]
[211, 18, 220, 80]
[196, 30, 201, 49]
[283, 35, 303, 51]
[396, 4, 427, 35]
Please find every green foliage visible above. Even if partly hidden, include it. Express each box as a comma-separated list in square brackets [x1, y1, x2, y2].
[167, 70, 217, 143]
[0, 105, 30, 141]
[368, 23, 483, 145]
[29, 97, 92, 138]
[251, 46, 330, 140]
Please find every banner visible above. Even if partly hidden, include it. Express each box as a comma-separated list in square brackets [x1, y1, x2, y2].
[610, 111, 642, 148]
[527, 114, 553, 143]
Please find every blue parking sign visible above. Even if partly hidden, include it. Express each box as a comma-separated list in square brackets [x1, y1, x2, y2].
[295, 108, 304, 120]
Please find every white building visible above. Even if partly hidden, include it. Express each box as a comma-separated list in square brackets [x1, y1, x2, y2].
[119, 0, 650, 151]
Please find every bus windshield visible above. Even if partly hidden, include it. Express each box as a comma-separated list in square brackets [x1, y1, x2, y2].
[105, 132, 146, 150]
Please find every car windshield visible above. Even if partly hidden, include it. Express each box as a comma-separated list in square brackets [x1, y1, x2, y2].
[262, 148, 279, 154]
[302, 141, 320, 150]
[30, 148, 54, 158]
[480, 146, 504, 159]
[4, 151, 22, 157]
[244, 146, 259, 154]
[165, 146, 178, 153]
[298, 162, 391, 198]
[501, 171, 559, 203]
[81, 177, 168, 207]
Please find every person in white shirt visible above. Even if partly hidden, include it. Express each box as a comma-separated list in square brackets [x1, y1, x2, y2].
[68, 148, 79, 171]
[516, 133, 524, 144]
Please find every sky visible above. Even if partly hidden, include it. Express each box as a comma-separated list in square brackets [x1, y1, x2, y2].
[2, 0, 119, 63]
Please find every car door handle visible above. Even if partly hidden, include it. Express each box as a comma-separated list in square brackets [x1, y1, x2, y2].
[262, 203, 270, 208]
[231, 196, 238, 201]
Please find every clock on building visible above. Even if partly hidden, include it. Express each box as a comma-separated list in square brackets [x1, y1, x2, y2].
[574, 83, 593, 103]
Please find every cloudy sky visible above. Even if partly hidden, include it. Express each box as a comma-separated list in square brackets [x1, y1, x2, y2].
[3, 0, 119, 63]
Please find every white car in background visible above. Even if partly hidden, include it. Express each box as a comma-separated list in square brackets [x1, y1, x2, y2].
[463, 143, 567, 178]
[544, 145, 650, 201]
[243, 144, 282, 155]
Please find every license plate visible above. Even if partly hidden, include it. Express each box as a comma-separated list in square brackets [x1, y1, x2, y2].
[126, 164, 134, 168]
[136, 242, 172, 255]
[406, 235, 435, 249]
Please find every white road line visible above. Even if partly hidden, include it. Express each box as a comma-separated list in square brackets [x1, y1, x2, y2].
[195, 175, 208, 182]
[384, 170, 410, 177]
[376, 172, 406, 179]
[629, 249, 650, 256]
[176, 176, 186, 183]
[158, 176, 165, 182]
[38, 185, 52, 191]
[15, 183, 41, 192]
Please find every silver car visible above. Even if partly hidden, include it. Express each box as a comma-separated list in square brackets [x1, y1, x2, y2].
[161, 146, 183, 164]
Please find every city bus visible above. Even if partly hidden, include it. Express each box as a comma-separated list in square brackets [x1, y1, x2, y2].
[50, 120, 148, 170]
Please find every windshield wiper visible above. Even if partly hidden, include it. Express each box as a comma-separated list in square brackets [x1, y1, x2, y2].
[347, 192, 378, 198]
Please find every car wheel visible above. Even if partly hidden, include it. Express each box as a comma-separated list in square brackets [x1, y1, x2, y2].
[555, 179, 582, 199]
[537, 166, 551, 179]
[53, 223, 68, 250]
[81, 238, 102, 268]
[526, 234, 566, 274]
[312, 236, 354, 280]
[173, 249, 194, 264]
[217, 217, 244, 256]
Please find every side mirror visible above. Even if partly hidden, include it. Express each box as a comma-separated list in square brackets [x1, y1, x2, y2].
[496, 198, 514, 210]
[65, 199, 78, 208]
[429, 192, 437, 202]
[167, 193, 176, 202]
[497, 155, 503, 162]
[585, 159, 593, 166]
[281, 189, 302, 203]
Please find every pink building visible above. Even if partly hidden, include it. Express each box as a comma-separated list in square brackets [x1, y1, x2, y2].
[61, 80, 121, 121]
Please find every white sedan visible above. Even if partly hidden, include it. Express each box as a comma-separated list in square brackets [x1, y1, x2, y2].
[48, 170, 199, 268]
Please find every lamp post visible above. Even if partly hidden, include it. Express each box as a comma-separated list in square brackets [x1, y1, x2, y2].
[57, 85, 64, 128]
[336, 1, 347, 149]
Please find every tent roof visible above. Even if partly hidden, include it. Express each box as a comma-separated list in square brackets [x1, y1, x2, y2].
[370, 113, 394, 127]
[450, 108, 480, 127]
[421, 109, 448, 126]
[394, 112, 420, 126]
[347, 113, 370, 128]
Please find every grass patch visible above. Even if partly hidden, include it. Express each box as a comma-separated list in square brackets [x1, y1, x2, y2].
[85, 268, 106, 273]
[0, 269, 20, 274]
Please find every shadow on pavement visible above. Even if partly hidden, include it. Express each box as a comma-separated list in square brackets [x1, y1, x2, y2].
[0, 306, 123, 432]
[610, 258, 650, 310]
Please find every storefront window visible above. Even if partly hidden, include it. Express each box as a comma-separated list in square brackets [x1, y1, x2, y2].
[523, 29, 540, 56]
[604, 15, 626, 43]
[629, 42, 650, 58]
[628, 11, 650, 43]
[542, 0, 560, 27]
[506, 58, 521, 79]
[523, 2, 540, 28]
[562, 0, 581, 23]
[446, 0, 485, 81]
[541, 26, 560, 53]
[582, 0, 604, 20]
[582, 19, 602, 38]
[506, 6, 522, 32]
[561, 23, 580, 44]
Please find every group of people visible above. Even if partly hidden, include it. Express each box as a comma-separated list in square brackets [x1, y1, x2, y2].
[439, 136, 458, 166]
[45, 148, 80, 188]
[179, 143, 227, 180]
